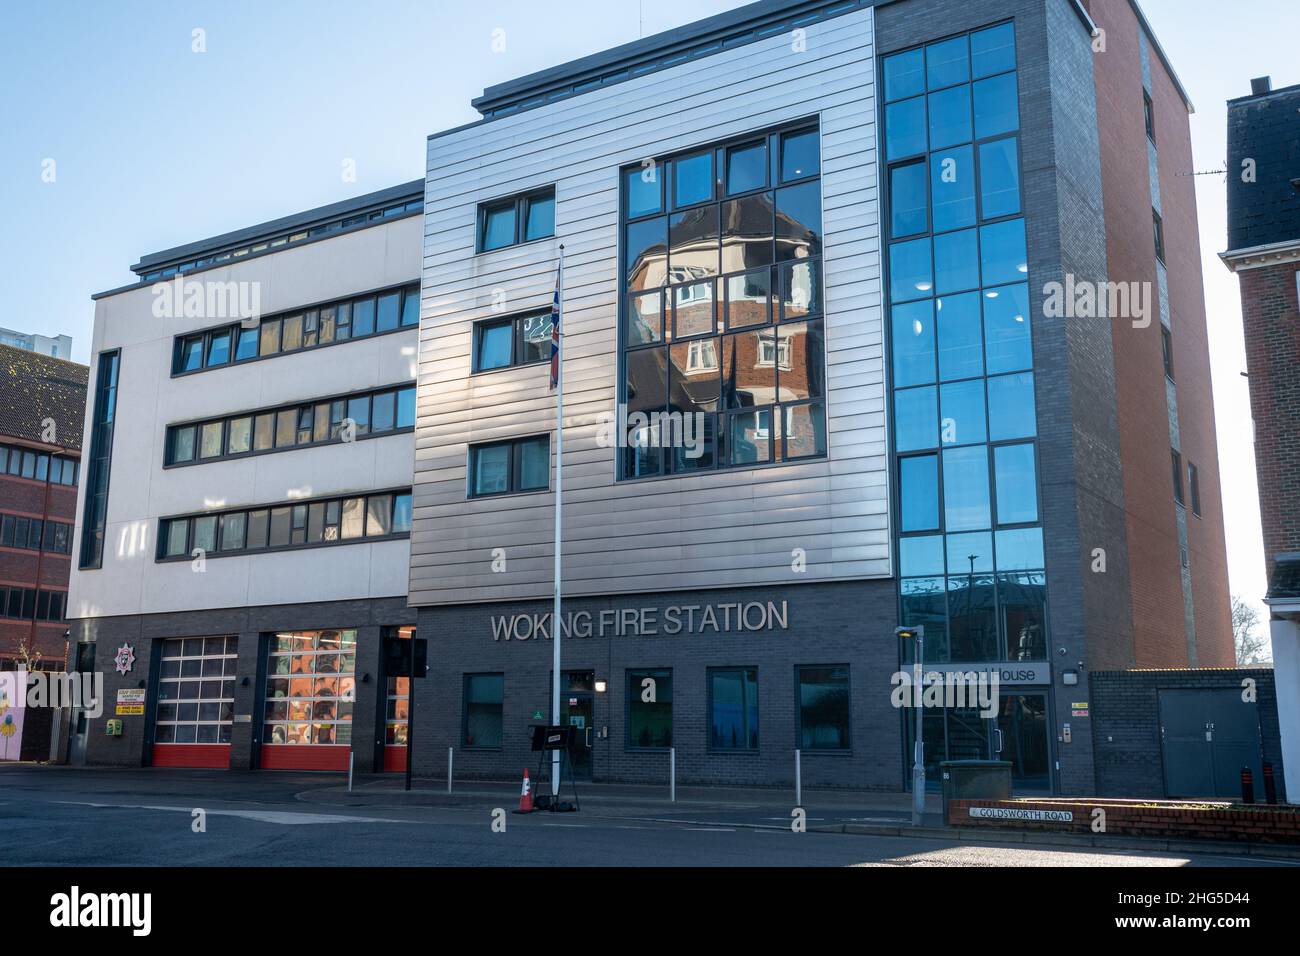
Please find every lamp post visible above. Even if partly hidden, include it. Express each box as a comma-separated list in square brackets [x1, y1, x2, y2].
[896, 625, 926, 826]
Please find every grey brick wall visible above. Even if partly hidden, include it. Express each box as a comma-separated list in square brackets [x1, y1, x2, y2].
[414, 580, 904, 790]
[1092, 668, 1288, 801]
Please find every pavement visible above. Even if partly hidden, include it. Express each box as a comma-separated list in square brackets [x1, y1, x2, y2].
[2, 764, 1297, 867]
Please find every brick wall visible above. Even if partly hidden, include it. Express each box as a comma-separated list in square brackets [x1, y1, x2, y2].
[1091, 668, 1287, 800]
[414, 580, 905, 790]
[1239, 262, 1300, 576]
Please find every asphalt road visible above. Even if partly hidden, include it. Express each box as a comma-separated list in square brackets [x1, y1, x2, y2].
[1, 767, 1295, 867]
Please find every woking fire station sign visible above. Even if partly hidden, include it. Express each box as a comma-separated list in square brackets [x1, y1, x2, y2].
[491, 601, 790, 641]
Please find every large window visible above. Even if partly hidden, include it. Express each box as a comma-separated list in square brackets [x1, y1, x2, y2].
[797, 665, 850, 750]
[462, 674, 504, 749]
[0, 445, 78, 486]
[473, 311, 553, 372]
[709, 667, 758, 751]
[618, 122, 827, 478]
[263, 630, 356, 746]
[171, 283, 419, 376]
[885, 23, 1045, 665]
[154, 637, 237, 744]
[0, 587, 66, 622]
[468, 436, 549, 497]
[477, 188, 556, 252]
[0, 514, 73, 554]
[626, 668, 672, 749]
[165, 383, 415, 466]
[80, 350, 119, 568]
[157, 489, 412, 561]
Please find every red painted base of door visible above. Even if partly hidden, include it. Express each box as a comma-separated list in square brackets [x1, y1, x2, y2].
[152, 744, 230, 769]
[259, 745, 351, 771]
[383, 745, 408, 772]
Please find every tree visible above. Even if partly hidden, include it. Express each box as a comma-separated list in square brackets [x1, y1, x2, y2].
[1232, 595, 1270, 665]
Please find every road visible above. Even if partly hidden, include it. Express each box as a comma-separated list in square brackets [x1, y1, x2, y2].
[1, 766, 1294, 867]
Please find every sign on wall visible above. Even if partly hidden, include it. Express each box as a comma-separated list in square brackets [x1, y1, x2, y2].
[115, 688, 145, 716]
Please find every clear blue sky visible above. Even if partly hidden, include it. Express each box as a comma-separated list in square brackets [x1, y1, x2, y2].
[3, 0, 1293, 624]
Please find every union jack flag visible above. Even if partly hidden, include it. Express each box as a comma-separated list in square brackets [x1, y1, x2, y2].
[548, 264, 561, 390]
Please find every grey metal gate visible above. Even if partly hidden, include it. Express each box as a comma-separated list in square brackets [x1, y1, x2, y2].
[1158, 688, 1263, 798]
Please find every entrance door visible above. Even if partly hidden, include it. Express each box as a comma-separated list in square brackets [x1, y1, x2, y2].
[915, 705, 996, 782]
[558, 671, 594, 781]
[1159, 689, 1263, 798]
[997, 693, 1051, 790]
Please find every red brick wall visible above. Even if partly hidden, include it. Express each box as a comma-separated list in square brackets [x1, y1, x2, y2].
[1085, 0, 1233, 666]
[0, 450, 79, 669]
[1239, 262, 1300, 574]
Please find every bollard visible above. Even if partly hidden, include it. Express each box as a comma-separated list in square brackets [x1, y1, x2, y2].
[348, 750, 354, 792]
[670, 747, 676, 803]
[447, 746, 454, 794]
[1240, 766, 1255, 805]
[1263, 762, 1277, 805]
[795, 749, 802, 808]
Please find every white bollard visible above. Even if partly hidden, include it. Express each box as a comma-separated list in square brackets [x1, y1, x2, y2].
[670, 747, 676, 803]
[795, 749, 802, 808]
[447, 746, 454, 794]
[348, 750, 354, 792]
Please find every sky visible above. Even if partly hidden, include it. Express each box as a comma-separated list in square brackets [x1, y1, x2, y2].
[2, 0, 1293, 639]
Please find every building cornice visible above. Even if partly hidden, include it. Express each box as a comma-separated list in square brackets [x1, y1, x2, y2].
[1219, 238, 1300, 273]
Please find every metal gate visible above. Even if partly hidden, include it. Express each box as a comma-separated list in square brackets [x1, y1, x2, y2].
[1159, 689, 1263, 798]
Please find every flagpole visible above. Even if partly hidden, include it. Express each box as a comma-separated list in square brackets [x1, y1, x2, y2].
[551, 245, 565, 797]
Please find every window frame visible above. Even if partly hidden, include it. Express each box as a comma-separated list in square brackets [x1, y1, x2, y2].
[467, 435, 551, 499]
[163, 383, 416, 468]
[795, 664, 852, 752]
[476, 186, 557, 253]
[625, 667, 673, 751]
[169, 283, 419, 378]
[461, 673, 505, 751]
[471, 310, 552, 374]
[155, 488, 413, 562]
[707, 666, 760, 753]
[1171, 448, 1185, 506]
[1188, 461, 1202, 517]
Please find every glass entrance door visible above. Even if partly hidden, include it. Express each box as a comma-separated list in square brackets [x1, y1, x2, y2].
[997, 693, 1051, 790]
[559, 671, 594, 781]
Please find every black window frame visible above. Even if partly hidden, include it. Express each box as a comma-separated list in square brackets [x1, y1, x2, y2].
[80, 350, 120, 569]
[707, 666, 760, 752]
[471, 310, 552, 374]
[1188, 461, 1202, 517]
[1143, 90, 1155, 143]
[617, 118, 828, 482]
[625, 667, 673, 750]
[155, 488, 412, 562]
[1153, 210, 1166, 263]
[795, 663, 851, 752]
[467, 435, 550, 498]
[461, 673, 505, 750]
[163, 382, 416, 467]
[169, 282, 419, 378]
[476, 186, 556, 253]
[1171, 449, 1184, 506]
[1161, 326, 1175, 381]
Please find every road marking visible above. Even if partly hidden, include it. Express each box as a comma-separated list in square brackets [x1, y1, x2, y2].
[58, 801, 399, 826]
[686, 827, 736, 832]
[541, 823, 587, 828]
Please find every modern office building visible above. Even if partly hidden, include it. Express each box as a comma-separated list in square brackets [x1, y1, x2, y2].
[0, 328, 73, 359]
[1221, 74, 1300, 802]
[410, 0, 1231, 795]
[0, 345, 85, 670]
[67, 182, 424, 771]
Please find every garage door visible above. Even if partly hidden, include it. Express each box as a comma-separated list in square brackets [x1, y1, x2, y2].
[1159, 688, 1264, 798]
[152, 637, 236, 769]
[260, 629, 355, 771]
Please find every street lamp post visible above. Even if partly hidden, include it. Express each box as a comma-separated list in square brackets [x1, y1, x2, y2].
[896, 625, 926, 826]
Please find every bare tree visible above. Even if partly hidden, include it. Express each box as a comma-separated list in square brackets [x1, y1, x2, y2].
[1232, 595, 1270, 665]
[13, 633, 44, 672]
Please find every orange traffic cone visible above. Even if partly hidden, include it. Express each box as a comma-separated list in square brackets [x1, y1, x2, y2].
[516, 768, 534, 813]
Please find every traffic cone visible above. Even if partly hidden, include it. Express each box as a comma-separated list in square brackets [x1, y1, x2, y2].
[516, 768, 534, 813]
